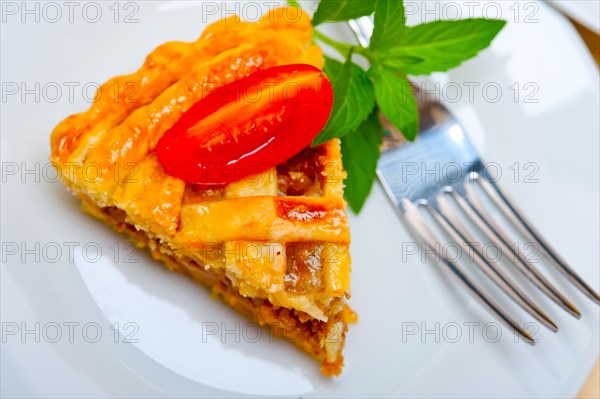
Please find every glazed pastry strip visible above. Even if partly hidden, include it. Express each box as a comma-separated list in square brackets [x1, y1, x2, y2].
[175, 196, 350, 244]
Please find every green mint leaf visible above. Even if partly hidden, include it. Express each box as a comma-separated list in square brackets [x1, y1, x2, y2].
[313, 0, 375, 26]
[312, 54, 375, 146]
[370, 0, 406, 52]
[375, 19, 506, 75]
[341, 110, 384, 213]
[368, 64, 418, 141]
[286, 0, 300, 7]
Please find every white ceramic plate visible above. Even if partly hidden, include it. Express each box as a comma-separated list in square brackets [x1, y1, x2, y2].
[1, 1, 598, 397]
[547, 0, 600, 33]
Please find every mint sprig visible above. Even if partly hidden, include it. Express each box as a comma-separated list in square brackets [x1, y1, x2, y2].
[313, 0, 376, 26]
[288, 0, 505, 212]
[370, 0, 406, 53]
[341, 110, 384, 213]
[374, 19, 507, 75]
[312, 53, 375, 146]
[368, 64, 418, 141]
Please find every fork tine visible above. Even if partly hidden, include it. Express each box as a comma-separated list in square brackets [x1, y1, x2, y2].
[427, 199, 559, 332]
[401, 199, 536, 345]
[471, 173, 600, 305]
[446, 189, 582, 318]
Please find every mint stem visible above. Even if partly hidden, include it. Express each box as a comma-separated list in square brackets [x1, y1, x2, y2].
[314, 30, 371, 58]
[313, 30, 352, 53]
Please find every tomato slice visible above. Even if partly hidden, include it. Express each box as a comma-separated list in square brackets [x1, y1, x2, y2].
[156, 64, 333, 185]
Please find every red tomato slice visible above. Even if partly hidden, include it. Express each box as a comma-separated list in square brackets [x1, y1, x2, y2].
[156, 64, 334, 185]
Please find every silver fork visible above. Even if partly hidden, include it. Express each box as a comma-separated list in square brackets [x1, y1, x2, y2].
[348, 17, 600, 344]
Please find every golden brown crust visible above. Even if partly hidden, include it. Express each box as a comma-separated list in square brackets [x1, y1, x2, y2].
[51, 7, 353, 376]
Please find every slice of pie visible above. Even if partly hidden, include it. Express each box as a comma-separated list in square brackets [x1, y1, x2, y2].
[50, 8, 355, 376]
